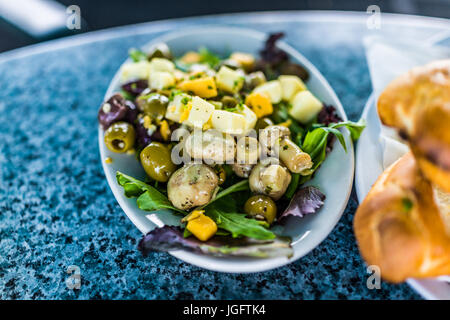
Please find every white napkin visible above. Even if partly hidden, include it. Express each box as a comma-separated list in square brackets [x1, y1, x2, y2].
[363, 35, 450, 169]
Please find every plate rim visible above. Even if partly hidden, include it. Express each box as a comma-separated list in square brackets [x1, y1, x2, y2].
[98, 25, 355, 273]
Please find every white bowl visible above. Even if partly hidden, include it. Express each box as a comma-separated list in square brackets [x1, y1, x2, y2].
[98, 26, 354, 273]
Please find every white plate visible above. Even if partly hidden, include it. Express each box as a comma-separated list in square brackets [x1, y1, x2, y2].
[355, 94, 450, 299]
[98, 26, 354, 273]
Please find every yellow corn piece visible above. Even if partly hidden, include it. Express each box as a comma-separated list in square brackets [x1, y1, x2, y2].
[186, 211, 217, 241]
[245, 92, 273, 118]
[143, 115, 152, 129]
[179, 102, 192, 123]
[159, 120, 171, 141]
[178, 77, 218, 98]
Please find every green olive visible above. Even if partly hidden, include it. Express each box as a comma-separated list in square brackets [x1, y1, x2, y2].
[244, 195, 277, 225]
[136, 93, 169, 120]
[221, 96, 238, 109]
[104, 122, 135, 153]
[245, 71, 266, 90]
[255, 117, 274, 131]
[140, 142, 177, 182]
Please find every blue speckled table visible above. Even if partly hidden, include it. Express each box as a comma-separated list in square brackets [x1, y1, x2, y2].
[1, 11, 449, 300]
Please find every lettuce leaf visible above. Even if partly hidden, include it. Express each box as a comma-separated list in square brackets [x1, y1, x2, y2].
[197, 179, 249, 210]
[138, 225, 292, 258]
[128, 48, 147, 62]
[206, 205, 276, 241]
[116, 172, 185, 214]
[198, 47, 221, 68]
[279, 186, 325, 220]
[302, 119, 366, 172]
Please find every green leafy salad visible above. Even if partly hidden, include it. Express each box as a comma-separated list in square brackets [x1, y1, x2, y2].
[98, 33, 365, 258]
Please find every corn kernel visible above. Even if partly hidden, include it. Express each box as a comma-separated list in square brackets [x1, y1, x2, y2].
[159, 120, 171, 141]
[143, 115, 152, 129]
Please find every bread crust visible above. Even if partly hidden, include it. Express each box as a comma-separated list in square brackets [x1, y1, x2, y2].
[377, 59, 450, 193]
[354, 153, 450, 283]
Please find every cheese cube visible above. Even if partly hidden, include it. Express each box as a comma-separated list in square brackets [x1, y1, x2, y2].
[289, 91, 323, 124]
[215, 66, 245, 93]
[186, 212, 217, 241]
[245, 92, 273, 118]
[178, 77, 218, 98]
[149, 58, 175, 73]
[120, 60, 151, 82]
[165, 93, 191, 122]
[183, 96, 215, 128]
[149, 71, 175, 90]
[253, 80, 282, 104]
[279, 75, 306, 101]
[237, 104, 257, 131]
[211, 110, 247, 135]
[230, 52, 255, 70]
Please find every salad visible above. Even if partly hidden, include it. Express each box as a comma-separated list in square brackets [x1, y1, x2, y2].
[99, 33, 364, 258]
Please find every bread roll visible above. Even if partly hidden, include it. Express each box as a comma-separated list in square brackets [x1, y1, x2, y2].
[377, 59, 450, 193]
[354, 152, 450, 283]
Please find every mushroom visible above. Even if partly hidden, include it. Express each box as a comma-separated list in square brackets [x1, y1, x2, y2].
[259, 125, 291, 156]
[184, 130, 235, 164]
[167, 164, 219, 211]
[278, 138, 313, 174]
[232, 136, 260, 178]
[249, 158, 292, 200]
[231, 163, 254, 178]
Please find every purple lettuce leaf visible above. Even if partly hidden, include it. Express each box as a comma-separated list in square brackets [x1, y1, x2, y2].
[279, 186, 325, 220]
[138, 226, 293, 258]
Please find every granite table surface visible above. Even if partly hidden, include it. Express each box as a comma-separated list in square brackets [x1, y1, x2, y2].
[1, 11, 449, 300]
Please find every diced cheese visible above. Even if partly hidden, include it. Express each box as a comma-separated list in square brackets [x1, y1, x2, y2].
[149, 58, 175, 73]
[279, 75, 306, 101]
[183, 96, 215, 128]
[173, 70, 187, 82]
[211, 110, 247, 135]
[120, 60, 151, 82]
[180, 51, 201, 64]
[230, 52, 255, 70]
[237, 104, 257, 131]
[245, 92, 273, 118]
[289, 90, 323, 124]
[149, 71, 175, 90]
[178, 77, 218, 98]
[186, 212, 217, 241]
[165, 93, 191, 122]
[253, 80, 282, 104]
[215, 66, 245, 93]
